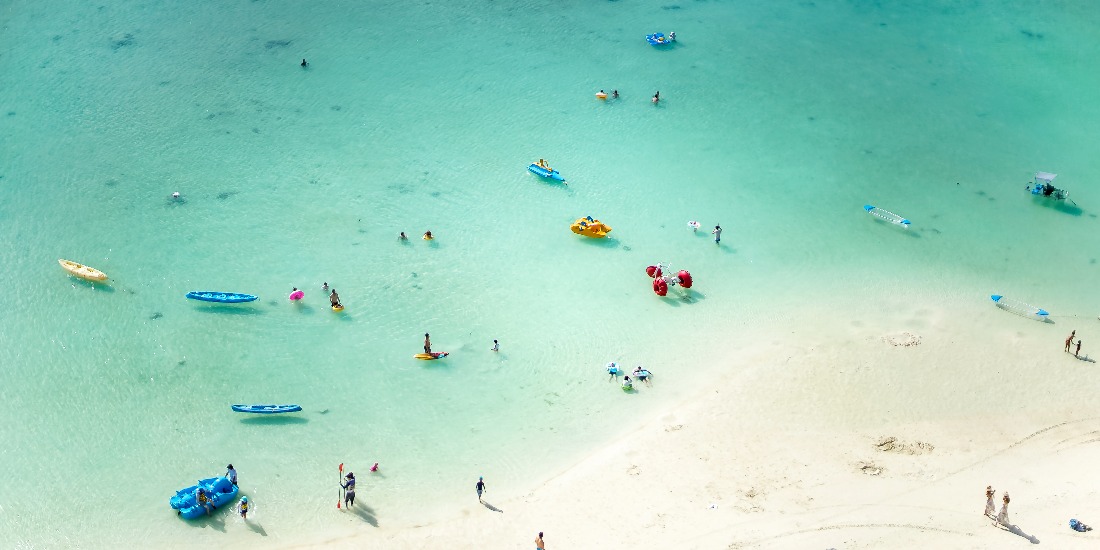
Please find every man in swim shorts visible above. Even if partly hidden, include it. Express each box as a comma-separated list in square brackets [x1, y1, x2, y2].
[476, 476, 486, 501]
[424, 333, 431, 353]
[329, 289, 341, 308]
[712, 224, 722, 244]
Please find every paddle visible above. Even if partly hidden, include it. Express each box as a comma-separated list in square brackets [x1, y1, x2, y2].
[338, 463, 344, 509]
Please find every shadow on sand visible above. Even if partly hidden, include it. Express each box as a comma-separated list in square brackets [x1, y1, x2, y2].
[246, 520, 268, 536]
[481, 500, 504, 513]
[348, 503, 379, 527]
[997, 521, 1039, 544]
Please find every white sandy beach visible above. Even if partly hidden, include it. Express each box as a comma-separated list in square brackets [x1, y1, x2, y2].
[295, 297, 1100, 549]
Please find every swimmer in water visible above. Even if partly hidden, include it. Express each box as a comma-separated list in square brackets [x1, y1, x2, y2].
[652, 91, 660, 104]
[423, 230, 433, 240]
[322, 282, 329, 292]
[301, 59, 308, 67]
[612, 90, 619, 99]
[171, 191, 181, 199]
[399, 231, 408, 240]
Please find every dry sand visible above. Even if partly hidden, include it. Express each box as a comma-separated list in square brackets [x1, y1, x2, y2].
[296, 300, 1100, 549]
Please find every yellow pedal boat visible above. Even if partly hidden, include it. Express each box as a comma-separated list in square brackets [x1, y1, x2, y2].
[59, 259, 108, 282]
[570, 217, 612, 238]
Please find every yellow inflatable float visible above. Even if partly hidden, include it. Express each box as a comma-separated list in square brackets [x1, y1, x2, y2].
[570, 216, 612, 238]
[58, 259, 108, 282]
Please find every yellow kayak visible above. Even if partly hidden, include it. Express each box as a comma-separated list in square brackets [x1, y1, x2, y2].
[58, 259, 108, 282]
[570, 217, 612, 238]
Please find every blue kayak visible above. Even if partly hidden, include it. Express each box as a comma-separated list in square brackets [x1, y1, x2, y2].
[231, 404, 303, 414]
[528, 164, 566, 183]
[171, 476, 238, 519]
[645, 32, 674, 46]
[186, 291, 258, 303]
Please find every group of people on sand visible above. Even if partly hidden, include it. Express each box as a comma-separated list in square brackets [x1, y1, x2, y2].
[1065, 330, 1083, 357]
[985, 485, 1093, 533]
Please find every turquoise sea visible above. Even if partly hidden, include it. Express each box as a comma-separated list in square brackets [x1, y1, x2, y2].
[3, 0, 1100, 547]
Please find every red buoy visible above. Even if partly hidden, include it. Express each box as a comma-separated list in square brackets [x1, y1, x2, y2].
[645, 265, 657, 278]
[653, 278, 668, 296]
[677, 270, 692, 288]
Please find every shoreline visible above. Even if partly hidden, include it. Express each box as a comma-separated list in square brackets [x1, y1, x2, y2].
[293, 299, 1100, 549]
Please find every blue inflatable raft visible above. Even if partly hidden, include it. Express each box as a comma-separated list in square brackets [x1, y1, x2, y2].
[231, 404, 303, 414]
[186, 291, 258, 303]
[170, 476, 238, 519]
[528, 164, 567, 183]
[645, 32, 675, 46]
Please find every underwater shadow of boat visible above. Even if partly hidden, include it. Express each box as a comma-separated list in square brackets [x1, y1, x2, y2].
[181, 509, 228, 532]
[576, 236, 620, 249]
[68, 277, 116, 292]
[239, 415, 309, 426]
[1034, 198, 1084, 216]
[193, 304, 264, 316]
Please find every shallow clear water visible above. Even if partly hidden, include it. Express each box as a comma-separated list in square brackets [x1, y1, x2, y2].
[2, 0, 1099, 546]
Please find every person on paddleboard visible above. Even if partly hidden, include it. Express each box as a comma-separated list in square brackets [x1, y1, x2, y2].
[341, 473, 356, 508]
[424, 333, 432, 353]
[329, 289, 341, 308]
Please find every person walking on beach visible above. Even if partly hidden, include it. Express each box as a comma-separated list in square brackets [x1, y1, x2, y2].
[476, 476, 486, 501]
[329, 289, 342, 308]
[1065, 330, 1076, 352]
[491, 340, 499, 352]
[225, 464, 238, 486]
[984, 486, 996, 517]
[996, 492, 1011, 525]
[535, 532, 546, 550]
[341, 472, 356, 508]
[712, 224, 722, 244]
[1075, 340, 1082, 357]
[424, 333, 432, 353]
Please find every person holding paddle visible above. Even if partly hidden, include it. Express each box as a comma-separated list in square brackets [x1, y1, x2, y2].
[341, 472, 356, 508]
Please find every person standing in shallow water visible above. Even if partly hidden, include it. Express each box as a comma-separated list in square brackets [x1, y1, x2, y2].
[652, 91, 660, 104]
[984, 486, 996, 517]
[1065, 330, 1076, 352]
[712, 224, 722, 244]
[1075, 340, 1082, 357]
[301, 58, 308, 67]
[424, 333, 431, 353]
